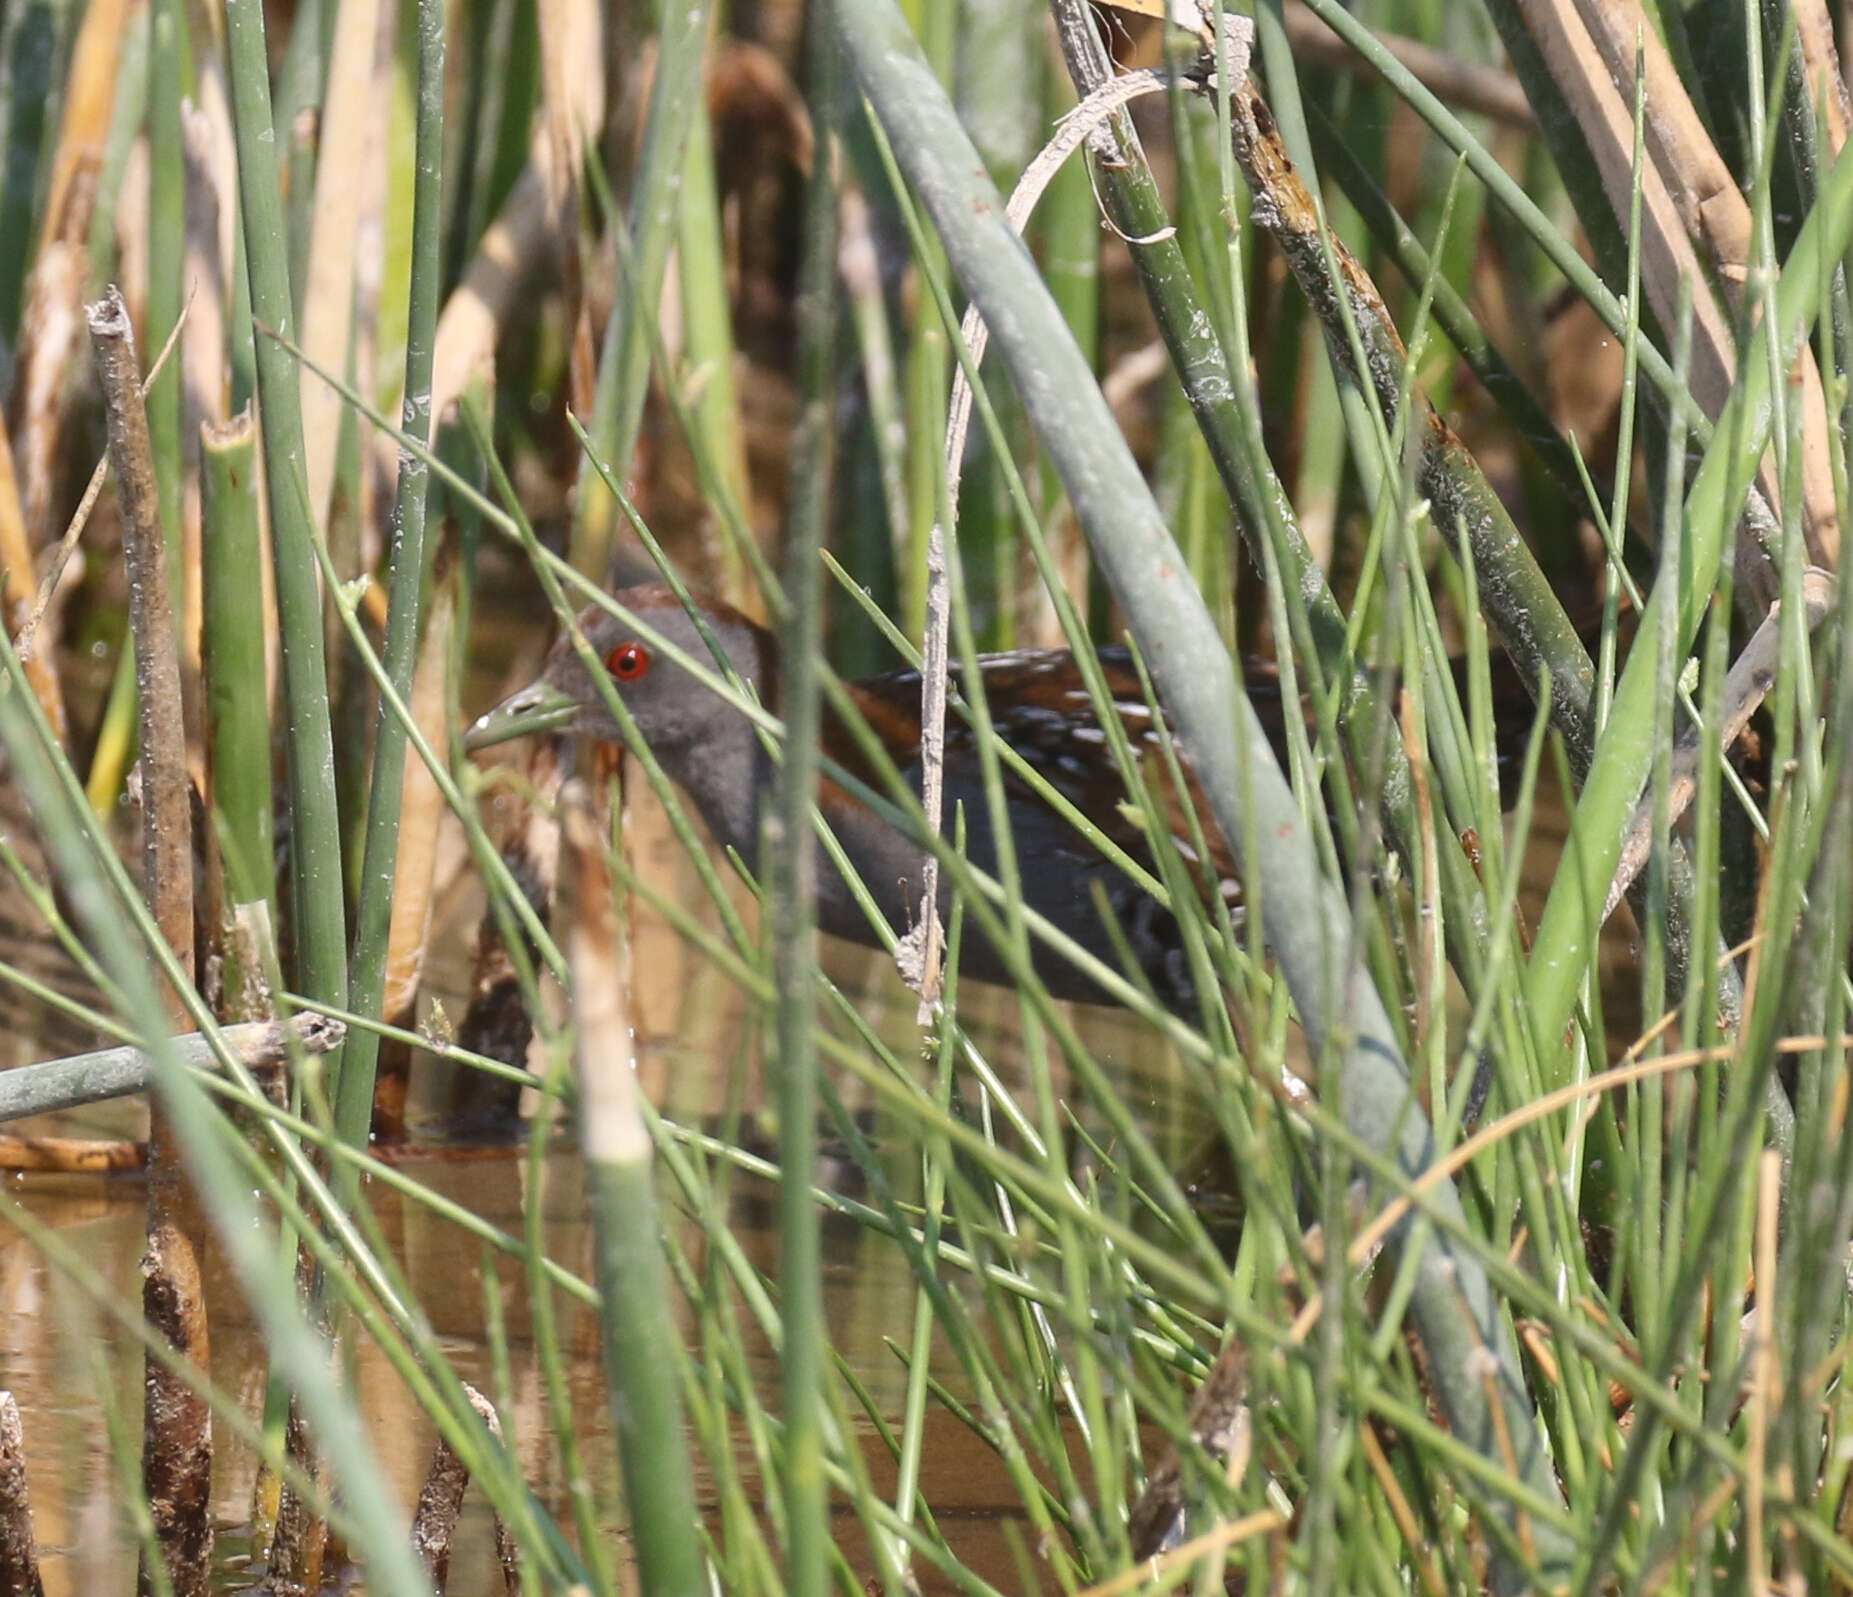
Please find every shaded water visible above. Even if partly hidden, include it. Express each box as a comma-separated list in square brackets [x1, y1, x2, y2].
[1, 1133, 1077, 1593]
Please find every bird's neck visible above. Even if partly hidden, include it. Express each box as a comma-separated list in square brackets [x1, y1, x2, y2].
[670, 703, 920, 944]
[674, 714, 775, 860]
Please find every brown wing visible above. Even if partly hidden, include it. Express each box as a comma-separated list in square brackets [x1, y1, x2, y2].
[835, 647, 1277, 914]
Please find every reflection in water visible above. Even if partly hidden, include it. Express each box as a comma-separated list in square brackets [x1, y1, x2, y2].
[7, 1146, 1039, 1592]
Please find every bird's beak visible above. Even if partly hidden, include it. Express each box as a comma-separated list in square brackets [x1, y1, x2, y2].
[464, 679, 579, 752]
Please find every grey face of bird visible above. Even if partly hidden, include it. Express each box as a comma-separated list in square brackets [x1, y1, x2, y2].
[464, 593, 769, 758]
[549, 606, 768, 753]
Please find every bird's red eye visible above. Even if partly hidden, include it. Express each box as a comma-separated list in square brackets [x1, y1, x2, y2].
[606, 641, 652, 681]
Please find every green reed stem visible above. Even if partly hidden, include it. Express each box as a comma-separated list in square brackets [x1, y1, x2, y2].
[334, 0, 444, 1155]
[675, 99, 750, 607]
[769, 20, 837, 1592]
[562, 789, 707, 1596]
[199, 411, 273, 911]
[571, 0, 714, 576]
[146, 0, 183, 604]
[223, 0, 348, 1022]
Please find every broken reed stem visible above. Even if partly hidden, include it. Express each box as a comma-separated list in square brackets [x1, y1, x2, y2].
[88, 283, 213, 1597]
[138, 1224, 213, 1597]
[1127, 1335, 1253, 1560]
[0, 1392, 43, 1597]
[412, 1384, 519, 1594]
[0, 1014, 346, 1123]
[89, 287, 195, 996]
[561, 781, 706, 1596]
[265, 1396, 324, 1594]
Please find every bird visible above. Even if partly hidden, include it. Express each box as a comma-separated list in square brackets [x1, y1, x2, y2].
[467, 584, 1536, 1012]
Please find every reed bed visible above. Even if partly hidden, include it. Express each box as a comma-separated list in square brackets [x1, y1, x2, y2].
[0, 1, 1851, 1593]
